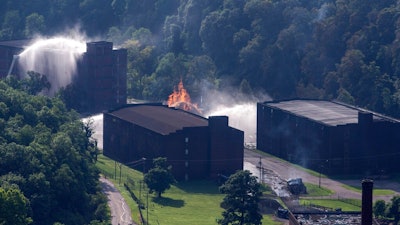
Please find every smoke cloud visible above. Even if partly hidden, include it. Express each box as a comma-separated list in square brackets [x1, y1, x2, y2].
[201, 86, 271, 145]
[314, 3, 332, 22]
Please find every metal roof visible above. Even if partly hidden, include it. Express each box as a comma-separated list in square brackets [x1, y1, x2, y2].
[0, 39, 32, 49]
[263, 100, 397, 126]
[108, 104, 208, 135]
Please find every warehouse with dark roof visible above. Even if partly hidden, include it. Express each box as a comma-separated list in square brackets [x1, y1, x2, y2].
[103, 103, 244, 180]
[257, 99, 400, 175]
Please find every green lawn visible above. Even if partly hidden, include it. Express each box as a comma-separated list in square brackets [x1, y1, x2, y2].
[374, 189, 396, 195]
[303, 182, 335, 196]
[96, 154, 285, 225]
[341, 184, 396, 196]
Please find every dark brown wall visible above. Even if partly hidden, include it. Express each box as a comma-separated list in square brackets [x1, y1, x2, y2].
[104, 112, 164, 165]
[103, 113, 135, 162]
[113, 49, 127, 106]
[166, 127, 210, 180]
[257, 102, 400, 176]
[103, 110, 244, 181]
[84, 42, 127, 112]
[257, 103, 325, 170]
[209, 116, 244, 179]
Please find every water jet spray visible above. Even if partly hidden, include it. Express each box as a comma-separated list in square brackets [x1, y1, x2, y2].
[7, 55, 19, 77]
[17, 37, 86, 95]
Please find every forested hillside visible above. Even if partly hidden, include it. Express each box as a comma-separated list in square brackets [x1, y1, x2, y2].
[0, 75, 108, 225]
[2, 0, 400, 117]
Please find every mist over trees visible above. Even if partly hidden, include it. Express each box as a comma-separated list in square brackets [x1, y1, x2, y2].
[2, 0, 400, 117]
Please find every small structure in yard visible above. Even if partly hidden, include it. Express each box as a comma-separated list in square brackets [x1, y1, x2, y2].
[287, 178, 307, 195]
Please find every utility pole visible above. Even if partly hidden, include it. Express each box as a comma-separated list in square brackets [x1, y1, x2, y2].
[146, 191, 149, 225]
[125, 158, 147, 199]
[261, 166, 264, 183]
[259, 157, 262, 183]
[114, 160, 117, 179]
[119, 163, 122, 185]
[139, 180, 142, 201]
[319, 164, 323, 188]
[319, 170, 321, 188]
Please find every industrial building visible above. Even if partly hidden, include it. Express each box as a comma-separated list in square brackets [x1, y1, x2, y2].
[76, 41, 127, 112]
[257, 99, 400, 175]
[0, 40, 127, 113]
[103, 103, 244, 181]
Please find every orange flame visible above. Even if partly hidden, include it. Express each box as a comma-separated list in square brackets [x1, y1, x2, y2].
[167, 80, 201, 114]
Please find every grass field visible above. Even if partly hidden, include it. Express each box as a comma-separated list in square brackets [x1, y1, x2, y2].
[340, 183, 396, 196]
[96, 154, 285, 225]
[303, 182, 335, 196]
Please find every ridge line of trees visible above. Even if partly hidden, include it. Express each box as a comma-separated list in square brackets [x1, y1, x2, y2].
[3, 1, 400, 117]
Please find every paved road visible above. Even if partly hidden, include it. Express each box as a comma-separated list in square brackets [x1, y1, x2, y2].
[244, 149, 400, 202]
[100, 177, 135, 225]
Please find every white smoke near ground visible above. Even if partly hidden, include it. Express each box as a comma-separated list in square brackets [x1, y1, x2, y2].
[314, 3, 332, 22]
[82, 114, 104, 149]
[17, 30, 88, 96]
[201, 88, 272, 145]
[205, 102, 257, 144]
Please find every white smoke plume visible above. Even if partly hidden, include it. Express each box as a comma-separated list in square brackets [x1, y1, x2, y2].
[315, 3, 332, 22]
[201, 87, 272, 145]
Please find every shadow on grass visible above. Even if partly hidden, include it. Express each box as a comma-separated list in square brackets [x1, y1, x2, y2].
[175, 180, 221, 194]
[152, 196, 185, 208]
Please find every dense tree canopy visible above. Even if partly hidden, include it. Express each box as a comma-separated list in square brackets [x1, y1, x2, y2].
[0, 187, 32, 225]
[0, 77, 108, 225]
[373, 195, 400, 224]
[218, 170, 262, 225]
[3, 0, 400, 117]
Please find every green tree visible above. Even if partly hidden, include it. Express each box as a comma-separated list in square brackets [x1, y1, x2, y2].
[0, 10, 22, 40]
[146, 53, 188, 99]
[144, 157, 176, 198]
[0, 80, 108, 224]
[17, 71, 51, 95]
[123, 40, 157, 99]
[24, 13, 46, 37]
[0, 187, 32, 225]
[373, 199, 386, 218]
[79, 0, 116, 35]
[388, 196, 400, 224]
[218, 170, 262, 225]
[336, 88, 355, 105]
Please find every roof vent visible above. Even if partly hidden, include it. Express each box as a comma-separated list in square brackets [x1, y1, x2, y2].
[358, 111, 373, 126]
